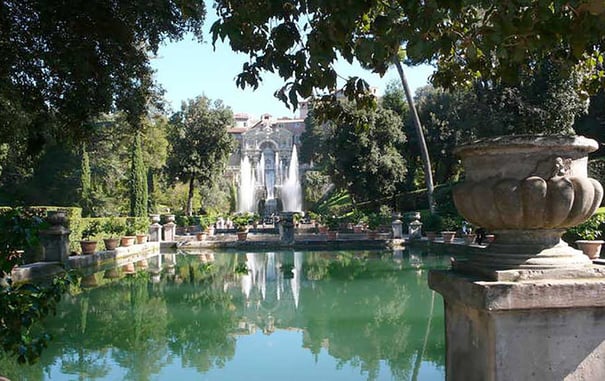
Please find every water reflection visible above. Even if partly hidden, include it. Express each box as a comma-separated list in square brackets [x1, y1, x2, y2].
[1, 249, 448, 381]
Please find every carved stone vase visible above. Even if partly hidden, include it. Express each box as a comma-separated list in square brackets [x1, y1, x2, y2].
[453, 135, 603, 276]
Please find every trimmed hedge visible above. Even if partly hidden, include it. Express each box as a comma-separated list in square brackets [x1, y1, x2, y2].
[0, 206, 151, 253]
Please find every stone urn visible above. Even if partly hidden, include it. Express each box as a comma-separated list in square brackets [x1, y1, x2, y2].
[453, 135, 603, 275]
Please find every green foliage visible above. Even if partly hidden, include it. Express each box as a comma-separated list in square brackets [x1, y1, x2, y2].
[471, 59, 588, 137]
[588, 158, 605, 189]
[175, 214, 190, 228]
[124, 217, 149, 236]
[0, 144, 81, 206]
[80, 145, 93, 217]
[366, 213, 383, 231]
[421, 213, 444, 232]
[102, 217, 126, 238]
[302, 171, 332, 209]
[166, 96, 234, 215]
[1, 274, 72, 365]
[315, 99, 408, 203]
[0, 208, 72, 364]
[323, 215, 340, 231]
[314, 189, 353, 218]
[413, 86, 473, 183]
[129, 133, 148, 217]
[231, 213, 251, 232]
[0, 0, 206, 154]
[212, 0, 605, 110]
[440, 215, 462, 232]
[80, 220, 101, 241]
[564, 212, 605, 242]
[0, 208, 47, 273]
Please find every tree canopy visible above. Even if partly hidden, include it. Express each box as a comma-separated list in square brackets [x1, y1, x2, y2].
[166, 96, 234, 215]
[306, 100, 407, 204]
[0, 0, 206, 151]
[211, 1, 605, 109]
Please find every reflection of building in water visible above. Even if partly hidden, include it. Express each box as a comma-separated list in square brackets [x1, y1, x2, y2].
[230, 252, 304, 335]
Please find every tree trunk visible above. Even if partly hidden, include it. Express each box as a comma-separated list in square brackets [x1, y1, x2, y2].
[186, 177, 195, 216]
[393, 58, 435, 214]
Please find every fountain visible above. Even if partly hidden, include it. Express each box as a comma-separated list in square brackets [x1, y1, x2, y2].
[238, 156, 256, 213]
[281, 145, 302, 212]
[238, 145, 303, 217]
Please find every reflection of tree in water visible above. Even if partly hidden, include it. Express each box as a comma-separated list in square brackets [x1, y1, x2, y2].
[1, 250, 446, 380]
[9, 271, 170, 380]
[160, 253, 239, 373]
[301, 250, 446, 381]
[111, 273, 169, 380]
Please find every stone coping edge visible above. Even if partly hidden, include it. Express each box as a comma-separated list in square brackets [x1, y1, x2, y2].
[429, 269, 605, 311]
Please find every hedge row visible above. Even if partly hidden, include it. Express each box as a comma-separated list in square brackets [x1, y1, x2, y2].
[0, 206, 150, 254]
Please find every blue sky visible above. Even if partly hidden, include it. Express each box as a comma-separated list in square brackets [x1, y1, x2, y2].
[150, 7, 434, 119]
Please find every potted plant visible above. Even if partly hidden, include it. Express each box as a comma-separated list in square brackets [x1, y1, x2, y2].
[422, 213, 443, 242]
[293, 212, 302, 228]
[565, 213, 605, 259]
[131, 217, 149, 244]
[350, 209, 366, 233]
[196, 218, 209, 241]
[324, 215, 340, 240]
[121, 219, 137, 247]
[437, 215, 458, 243]
[233, 214, 250, 241]
[80, 220, 101, 255]
[366, 212, 383, 239]
[102, 217, 124, 250]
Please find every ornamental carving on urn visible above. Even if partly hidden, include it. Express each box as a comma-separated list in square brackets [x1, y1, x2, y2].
[453, 135, 603, 232]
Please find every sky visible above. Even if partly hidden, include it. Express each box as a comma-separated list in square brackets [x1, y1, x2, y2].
[150, 7, 435, 120]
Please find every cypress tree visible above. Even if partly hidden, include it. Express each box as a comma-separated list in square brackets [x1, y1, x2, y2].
[80, 144, 92, 216]
[129, 133, 148, 217]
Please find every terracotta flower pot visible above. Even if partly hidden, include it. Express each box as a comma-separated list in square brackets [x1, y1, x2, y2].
[196, 232, 206, 241]
[463, 234, 477, 245]
[575, 240, 604, 259]
[425, 231, 438, 242]
[136, 234, 148, 244]
[327, 231, 339, 240]
[79, 240, 97, 255]
[103, 238, 119, 250]
[441, 231, 456, 244]
[120, 236, 136, 247]
[237, 231, 248, 241]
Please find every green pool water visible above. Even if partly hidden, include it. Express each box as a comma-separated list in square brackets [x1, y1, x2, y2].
[2, 249, 448, 380]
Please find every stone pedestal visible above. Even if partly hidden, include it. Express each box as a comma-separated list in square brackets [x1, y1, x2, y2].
[39, 211, 71, 264]
[149, 222, 162, 242]
[163, 222, 176, 242]
[429, 270, 605, 381]
[391, 219, 403, 238]
[279, 212, 295, 245]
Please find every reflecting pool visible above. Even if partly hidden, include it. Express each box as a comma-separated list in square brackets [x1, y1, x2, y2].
[2, 249, 448, 380]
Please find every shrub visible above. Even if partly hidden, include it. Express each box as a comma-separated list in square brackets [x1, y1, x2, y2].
[422, 213, 444, 232]
[102, 217, 126, 238]
[564, 212, 605, 242]
[80, 220, 101, 241]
